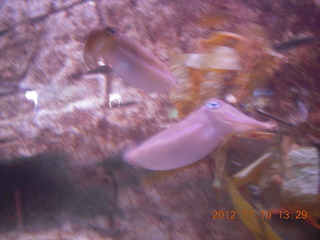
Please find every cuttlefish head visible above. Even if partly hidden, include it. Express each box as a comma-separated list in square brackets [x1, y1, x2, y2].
[204, 99, 276, 133]
[84, 27, 118, 66]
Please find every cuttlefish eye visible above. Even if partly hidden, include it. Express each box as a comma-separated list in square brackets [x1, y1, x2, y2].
[206, 101, 220, 109]
[105, 27, 118, 36]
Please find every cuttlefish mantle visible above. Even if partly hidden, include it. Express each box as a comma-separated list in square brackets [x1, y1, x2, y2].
[124, 99, 276, 170]
[84, 27, 177, 93]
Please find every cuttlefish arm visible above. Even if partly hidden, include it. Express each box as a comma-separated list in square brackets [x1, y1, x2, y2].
[124, 99, 276, 171]
[84, 27, 177, 92]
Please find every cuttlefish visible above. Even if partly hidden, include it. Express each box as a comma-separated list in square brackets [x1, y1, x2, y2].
[124, 99, 276, 170]
[84, 27, 177, 92]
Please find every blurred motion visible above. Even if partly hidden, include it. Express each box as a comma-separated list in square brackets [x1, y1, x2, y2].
[124, 99, 275, 170]
[0, 0, 320, 239]
[170, 30, 283, 118]
[277, 138, 320, 229]
[227, 135, 320, 236]
[84, 27, 177, 93]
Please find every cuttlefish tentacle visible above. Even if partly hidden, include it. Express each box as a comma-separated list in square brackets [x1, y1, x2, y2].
[124, 99, 276, 171]
[84, 27, 177, 92]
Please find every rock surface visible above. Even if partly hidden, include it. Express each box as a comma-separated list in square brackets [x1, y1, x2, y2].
[0, 0, 320, 239]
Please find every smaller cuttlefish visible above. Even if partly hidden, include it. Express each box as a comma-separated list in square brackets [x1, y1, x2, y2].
[84, 27, 177, 92]
[124, 99, 276, 171]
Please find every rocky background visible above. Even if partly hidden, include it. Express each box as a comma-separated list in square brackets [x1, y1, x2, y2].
[0, 0, 320, 239]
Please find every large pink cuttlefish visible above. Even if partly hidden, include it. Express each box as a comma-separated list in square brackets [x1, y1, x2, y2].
[124, 99, 276, 170]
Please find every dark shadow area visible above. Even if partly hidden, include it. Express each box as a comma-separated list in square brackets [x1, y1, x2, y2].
[0, 152, 126, 233]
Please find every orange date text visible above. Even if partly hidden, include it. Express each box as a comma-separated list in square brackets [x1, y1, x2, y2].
[211, 210, 237, 220]
[211, 210, 309, 220]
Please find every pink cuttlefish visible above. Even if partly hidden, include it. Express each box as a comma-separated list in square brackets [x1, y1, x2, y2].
[84, 27, 177, 92]
[124, 99, 276, 170]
